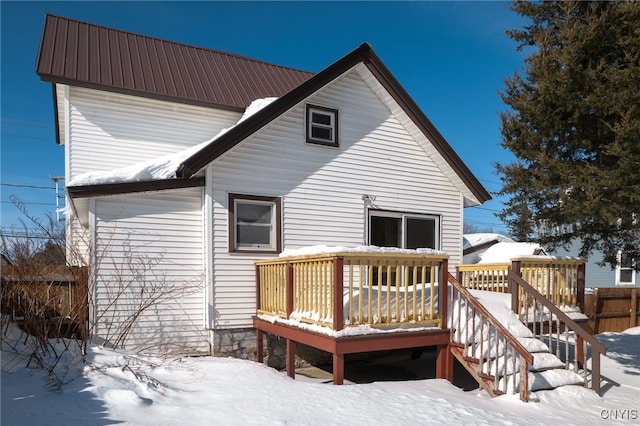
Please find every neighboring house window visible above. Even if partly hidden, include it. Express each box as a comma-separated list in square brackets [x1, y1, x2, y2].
[616, 251, 636, 286]
[368, 210, 440, 250]
[229, 194, 281, 253]
[306, 105, 338, 147]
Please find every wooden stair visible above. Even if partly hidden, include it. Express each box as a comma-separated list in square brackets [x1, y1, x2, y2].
[446, 271, 604, 401]
[450, 324, 585, 398]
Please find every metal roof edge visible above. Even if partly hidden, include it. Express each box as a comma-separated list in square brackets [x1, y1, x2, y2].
[66, 177, 205, 199]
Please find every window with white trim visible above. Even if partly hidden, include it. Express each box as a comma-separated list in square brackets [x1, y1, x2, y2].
[306, 105, 338, 147]
[616, 251, 636, 286]
[229, 194, 281, 253]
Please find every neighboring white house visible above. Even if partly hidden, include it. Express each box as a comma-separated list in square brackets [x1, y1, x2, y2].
[36, 15, 490, 356]
[462, 233, 545, 263]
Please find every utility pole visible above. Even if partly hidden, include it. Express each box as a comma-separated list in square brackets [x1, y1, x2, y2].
[50, 176, 65, 221]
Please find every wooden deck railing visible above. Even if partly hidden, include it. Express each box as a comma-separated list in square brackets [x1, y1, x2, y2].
[508, 270, 606, 394]
[446, 272, 533, 401]
[457, 257, 585, 311]
[255, 252, 449, 331]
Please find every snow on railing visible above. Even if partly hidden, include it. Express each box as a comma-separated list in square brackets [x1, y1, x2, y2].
[446, 272, 533, 402]
[255, 250, 449, 331]
[508, 270, 606, 395]
[457, 257, 586, 311]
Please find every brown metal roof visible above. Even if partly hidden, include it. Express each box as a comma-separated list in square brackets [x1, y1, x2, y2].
[35, 14, 314, 111]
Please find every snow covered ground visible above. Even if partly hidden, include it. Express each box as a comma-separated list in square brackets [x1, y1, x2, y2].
[2, 322, 639, 426]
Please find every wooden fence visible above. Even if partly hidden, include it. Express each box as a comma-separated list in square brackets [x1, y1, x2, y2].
[584, 288, 640, 333]
[1, 265, 88, 338]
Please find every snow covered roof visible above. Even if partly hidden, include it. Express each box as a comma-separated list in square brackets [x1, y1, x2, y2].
[478, 242, 546, 264]
[67, 98, 277, 187]
[463, 233, 514, 251]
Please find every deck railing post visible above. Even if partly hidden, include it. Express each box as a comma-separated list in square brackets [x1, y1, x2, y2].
[510, 260, 521, 314]
[577, 262, 586, 313]
[255, 264, 261, 312]
[333, 257, 344, 331]
[286, 263, 294, 319]
[439, 258, 448, 326]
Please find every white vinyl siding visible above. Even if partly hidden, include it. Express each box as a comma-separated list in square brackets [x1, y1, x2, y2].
[92, 188, 208, 353]
[66, 86, 241, 180]
[209, 66, 463, 328]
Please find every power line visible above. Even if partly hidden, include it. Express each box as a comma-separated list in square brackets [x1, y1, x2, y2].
[1, 201, 56, 206]
[1, 183, 56, 190]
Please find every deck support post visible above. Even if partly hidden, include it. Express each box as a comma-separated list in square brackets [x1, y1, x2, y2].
[436, 344, 453, 381]
[286, 339, 296, 379]
[256, 329, 264, 363]
[333, 353, 344, 385]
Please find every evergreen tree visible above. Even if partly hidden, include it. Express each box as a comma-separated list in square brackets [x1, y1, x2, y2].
[497, 0, 640, 269]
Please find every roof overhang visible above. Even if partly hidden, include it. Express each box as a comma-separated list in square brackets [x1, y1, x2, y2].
[67, 177, 205, 226]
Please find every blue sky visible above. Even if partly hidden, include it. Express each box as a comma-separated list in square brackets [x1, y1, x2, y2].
[1, 1, 528, 238]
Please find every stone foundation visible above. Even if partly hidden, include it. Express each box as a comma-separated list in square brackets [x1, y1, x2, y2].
[212, 328, 333, 369]
[212, 328, 258, 360]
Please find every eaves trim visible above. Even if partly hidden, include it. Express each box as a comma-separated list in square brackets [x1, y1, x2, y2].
[67, 177, 205, 199]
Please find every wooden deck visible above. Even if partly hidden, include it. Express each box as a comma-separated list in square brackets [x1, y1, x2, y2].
[253, 252, 604, 401]
[254, 317, 452, 384]
[253, 251, 453, 384]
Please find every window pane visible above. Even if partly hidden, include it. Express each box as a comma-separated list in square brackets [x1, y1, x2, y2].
[620, 270, 633, 283]
[620, 253, 633, 268]
[312, 112, 332, 125]
[370, 216, 401, 248]
[237, 203, 271, 224]
[237, 225, 271, 246]
[311, 126, 332, 141]
[405, 218, 436, 249]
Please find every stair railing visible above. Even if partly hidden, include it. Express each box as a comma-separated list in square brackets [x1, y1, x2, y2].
[508, 269, 606, 394]
[447, 272, 534, 402]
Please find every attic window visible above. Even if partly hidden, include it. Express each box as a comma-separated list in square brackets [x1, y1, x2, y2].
[306, 105, 338, 147]
[229, 194, 281, 254]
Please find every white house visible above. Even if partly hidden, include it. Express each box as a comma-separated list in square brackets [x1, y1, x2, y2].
[36, 15, 490, 356]
[462, 233, 546, 264]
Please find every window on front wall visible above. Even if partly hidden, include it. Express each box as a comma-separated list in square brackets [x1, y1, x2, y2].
[616, 251, 636, 285]
[368, 210, 439, 250]
[229, 194, 281, 253]
[306, 105, 338, 147]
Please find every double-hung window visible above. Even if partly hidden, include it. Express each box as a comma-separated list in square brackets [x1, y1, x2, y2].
[616, 251, 636, 286]
[306, 105, 338, 147]
[229, 194, 281, 253]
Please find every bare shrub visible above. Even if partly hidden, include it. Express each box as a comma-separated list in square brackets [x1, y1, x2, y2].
[2, 199, 206, 389]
